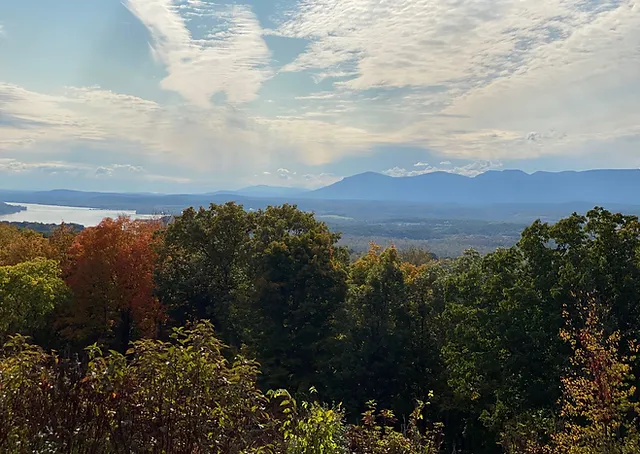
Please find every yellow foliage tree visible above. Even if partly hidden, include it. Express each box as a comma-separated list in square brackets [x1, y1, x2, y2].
[0, 224, 53, 266]
[552, 297, 640, 453]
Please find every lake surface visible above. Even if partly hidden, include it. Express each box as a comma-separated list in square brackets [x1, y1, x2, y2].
[0, 202, 158, 227]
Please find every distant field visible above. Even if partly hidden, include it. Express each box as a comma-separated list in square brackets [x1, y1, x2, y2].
[323, 217, 525, 257]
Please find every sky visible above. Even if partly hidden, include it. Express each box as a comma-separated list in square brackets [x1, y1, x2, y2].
[0, 0, 639, 192]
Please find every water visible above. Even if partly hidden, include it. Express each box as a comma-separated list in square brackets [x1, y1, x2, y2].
[0, 202, 158, 227]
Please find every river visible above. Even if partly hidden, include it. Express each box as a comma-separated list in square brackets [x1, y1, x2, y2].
[0, 202, 158, 227]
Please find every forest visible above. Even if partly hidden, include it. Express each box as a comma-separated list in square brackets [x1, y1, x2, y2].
[1, 202, 640, 453]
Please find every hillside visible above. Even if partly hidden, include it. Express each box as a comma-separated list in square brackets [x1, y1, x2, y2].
[309, 169, 640, 205]
[0, 202, 25, 215]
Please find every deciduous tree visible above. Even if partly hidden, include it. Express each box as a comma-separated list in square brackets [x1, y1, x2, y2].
[0, 258, 68, 342]
[60, 217, 165, 351]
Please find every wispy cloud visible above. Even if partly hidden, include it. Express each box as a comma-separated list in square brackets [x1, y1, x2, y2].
[0, 83, 272, 175]
[124, 0, 271, 106]
[252, 169, 341, 189]
[272, 0, 640, 162]
[0, 158, 190, 183]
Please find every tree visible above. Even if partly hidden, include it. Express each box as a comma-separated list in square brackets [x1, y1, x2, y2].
[60, 217, 165, 352]
[440, 246, 566, 454]
[518, 208, 640, 348]
[0, 258, 69, 343]
[332, 244, 411, 416]
[0, 223, 53, 266]
[551, 296, 640, 453]
[47, 223, 78, 264]
[155, 202, 254, 346]
[248, 204, 349, 394]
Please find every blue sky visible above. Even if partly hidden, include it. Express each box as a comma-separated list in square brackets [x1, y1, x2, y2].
[0, 0, 639, 192]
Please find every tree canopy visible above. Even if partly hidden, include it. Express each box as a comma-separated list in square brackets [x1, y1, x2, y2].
[1, 205, 640, 453]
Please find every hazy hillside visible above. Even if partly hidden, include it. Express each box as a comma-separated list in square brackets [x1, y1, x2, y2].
[0, 202, 25, 215]
[310, 169, 640, 205]
[222, 185, 308, 197]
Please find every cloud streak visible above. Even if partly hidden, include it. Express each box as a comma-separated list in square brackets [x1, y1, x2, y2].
[0, 158, 190, 183]
[124, 0, 271, 106]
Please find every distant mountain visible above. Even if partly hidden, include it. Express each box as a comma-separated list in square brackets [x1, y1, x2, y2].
[309, 169, 640, 205]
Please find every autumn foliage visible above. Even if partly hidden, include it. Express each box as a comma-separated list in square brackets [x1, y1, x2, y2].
[59, 217, 165, 351]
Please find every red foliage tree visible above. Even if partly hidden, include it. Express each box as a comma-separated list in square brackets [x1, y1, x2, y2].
[60, 217, 165, 351]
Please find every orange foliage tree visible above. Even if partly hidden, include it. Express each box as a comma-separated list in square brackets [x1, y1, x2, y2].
[60, 217, 166, 351]
[0, 224, 53, 266]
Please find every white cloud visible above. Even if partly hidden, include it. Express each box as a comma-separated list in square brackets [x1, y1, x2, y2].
[383, 161, 503, 178]
[253, 116, 393, 165]
[301, 172, 341, 188]
[248, 169, 341, 189]
[295, 92, 336, 100]
[273, 0, 640, 162]
[0, 158, 190, 183]
[414, 162, 429, 167]
[0, 82, 397, 181]
[124, 0, 271, 106]
[0, 83, 275, 175]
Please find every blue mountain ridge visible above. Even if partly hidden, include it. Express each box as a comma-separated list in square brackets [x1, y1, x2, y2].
[307, 169, 640, 205]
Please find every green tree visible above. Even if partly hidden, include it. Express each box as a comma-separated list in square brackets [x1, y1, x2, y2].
[0, 258, 68, 343]
[248, 204, 349, 394]
[332, 245, 412, 416]
[155, 202, 254, 346]
[440, 246, 566, 453]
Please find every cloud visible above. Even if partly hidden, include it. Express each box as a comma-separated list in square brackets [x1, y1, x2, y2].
[383, 161, 503, 178]
[0, 159, 84, 176]
[295, 93, 336, 100]
[0, 158, 189, 183]
[3, 0, 640, 192]
[0, 81, 401, 180]
[301, 172, 341, 188]
[249, 169, 341, 189]
[272, 0, 640, 162]
[95, 164, 144, 177]
[124, 0, 271, 106]
[0, 82, 274, 175]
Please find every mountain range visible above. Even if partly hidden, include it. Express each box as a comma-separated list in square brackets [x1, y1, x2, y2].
[308, 169, 640, 205]
[2, 170, 640, 222]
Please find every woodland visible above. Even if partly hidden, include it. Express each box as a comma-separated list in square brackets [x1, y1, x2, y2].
[1, 203, 640, 453]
